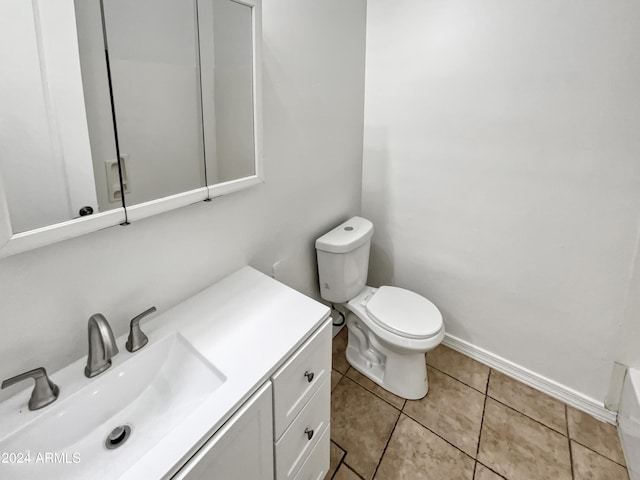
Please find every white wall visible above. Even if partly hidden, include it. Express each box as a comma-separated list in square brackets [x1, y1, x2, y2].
[616, 227, 640, 369]
[363, 0, 640, 403]
[0, 0, 366, 402]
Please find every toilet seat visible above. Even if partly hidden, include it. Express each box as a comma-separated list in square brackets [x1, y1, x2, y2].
[365, 286, 443, 339]
[347, 285, 445, 354]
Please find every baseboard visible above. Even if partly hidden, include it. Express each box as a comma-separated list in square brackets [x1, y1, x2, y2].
[443, 334, 618, 425]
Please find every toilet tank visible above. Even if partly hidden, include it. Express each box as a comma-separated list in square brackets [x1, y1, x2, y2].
[315, 216, 374, 303]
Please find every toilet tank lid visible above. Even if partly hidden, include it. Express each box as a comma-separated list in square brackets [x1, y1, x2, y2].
[315, 216, 374, 254]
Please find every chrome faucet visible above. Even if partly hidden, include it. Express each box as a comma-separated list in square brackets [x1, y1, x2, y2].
[85, 313, 119, 378]
[2, 367, 59, 411]
[126, 306, 157, 352]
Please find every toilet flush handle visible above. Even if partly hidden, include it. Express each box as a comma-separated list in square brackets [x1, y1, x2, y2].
[304, 371, 314, 383]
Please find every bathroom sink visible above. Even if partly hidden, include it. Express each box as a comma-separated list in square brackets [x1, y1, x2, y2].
[0, 333, 226, 479]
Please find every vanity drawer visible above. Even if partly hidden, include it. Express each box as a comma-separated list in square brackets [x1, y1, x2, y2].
[272, 319, 331, 439]
[275, 377, 330, 480]
[293, 425, 330, 480]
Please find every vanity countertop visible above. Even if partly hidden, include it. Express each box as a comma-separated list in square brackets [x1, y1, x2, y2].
[0, 266, 330, 480]
[135, 266, 331, 480]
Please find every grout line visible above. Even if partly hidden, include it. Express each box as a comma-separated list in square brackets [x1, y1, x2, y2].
[330, 439, 348, 454]
[331, 368, 345, 390]
[371, 410, 402, 479]
[565, 405, 627, 469]
[328, 440, 349, 480]
[476, 461, 508, 479]
[427, 362, 488, 394]
[402, 411, 477, 463]
[340, 464, 365, 480]
[475, 370, 490, 459]
[344, 371, 404, 412]
[485, 364, 491, 393]
[567, 405, 575, 480]
[473, 460, 478, 478]
[486, 395, 568, 438]
[570, 439, 628, 469]
[329, 459, 343, 480]
[330, 455, 345, 480]
[332, 374, 346, 392]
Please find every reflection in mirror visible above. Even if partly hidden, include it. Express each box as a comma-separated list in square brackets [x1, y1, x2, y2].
[0, 0, 122, 234]
[200, 0, 256, 184]
[77, 0, 257, 209]
[78, 0, 207, 207]
[1, 0, 259, 243]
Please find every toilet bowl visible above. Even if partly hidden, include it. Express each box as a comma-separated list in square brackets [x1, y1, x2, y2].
[316, 216, 445, 399]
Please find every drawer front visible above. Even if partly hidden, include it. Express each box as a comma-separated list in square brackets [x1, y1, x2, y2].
[293, 425, 330, 480]
[272, 319, 331, 439]
[275, 377, 330, 480]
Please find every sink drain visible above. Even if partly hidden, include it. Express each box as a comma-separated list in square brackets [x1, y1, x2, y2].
[105, 425, 132, 450]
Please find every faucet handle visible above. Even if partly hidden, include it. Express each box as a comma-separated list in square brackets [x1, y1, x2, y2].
[1, 367, 60, 411]
[126, 306, 157, 352]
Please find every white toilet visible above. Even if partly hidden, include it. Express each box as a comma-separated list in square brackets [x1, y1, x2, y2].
[316, 216, 445, 399]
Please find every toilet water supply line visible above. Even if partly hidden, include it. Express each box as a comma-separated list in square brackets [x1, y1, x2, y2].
[330, 304, 345, 327]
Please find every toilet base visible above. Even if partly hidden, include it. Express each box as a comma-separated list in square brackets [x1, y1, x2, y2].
[344, 314, 430, 400]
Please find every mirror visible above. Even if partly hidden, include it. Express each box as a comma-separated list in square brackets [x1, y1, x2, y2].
[0, 0, 262, 256]
[76, 0, 258, 208]
[200, 0, 256, 185]
[0, 0, 123, 234]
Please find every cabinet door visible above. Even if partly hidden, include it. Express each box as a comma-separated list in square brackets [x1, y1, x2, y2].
[173, 382, 274, 480]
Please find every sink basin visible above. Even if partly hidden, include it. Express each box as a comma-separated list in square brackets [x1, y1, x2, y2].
[0, 333, 226, 479]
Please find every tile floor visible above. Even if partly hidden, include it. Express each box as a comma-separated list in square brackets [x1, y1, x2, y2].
[326, 328, 629, 480]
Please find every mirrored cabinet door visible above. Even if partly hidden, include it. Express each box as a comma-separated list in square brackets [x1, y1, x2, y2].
[0, 0, 261, 257]
[0, 0, 124, 235]
[99, 0, 208, 205]
[77, 0, 259, 210]
[199, 0, 256, 184]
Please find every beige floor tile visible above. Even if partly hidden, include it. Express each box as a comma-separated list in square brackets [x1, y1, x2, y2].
[403, 367, 485, 457]
[488, 370, 567, 434]
[474, 463, 505, 480]
[427, 345, 490, 392]
[332, 328, 350, 374]
[325, 441, 345, 480]
[374, 414, 475, 480]
[571, 441, 629, 480]
[331, 377, 400, 480]
[332, 369, 343, 391]
[334, 464, 361, 480]
[478, 398, 572, 480]
[567, 406, 626, 466]
[346, 368, 405, 409]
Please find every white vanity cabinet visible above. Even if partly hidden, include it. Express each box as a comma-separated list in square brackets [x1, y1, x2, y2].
[0, 267, 332, 480]
[171, 319, 332, 480]
[173, 382, 275, 480]
[272, 320, 332, 480]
